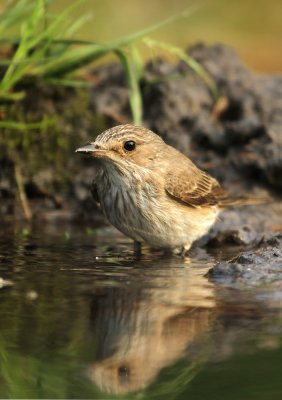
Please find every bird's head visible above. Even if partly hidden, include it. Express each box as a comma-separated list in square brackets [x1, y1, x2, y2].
[76, 124, 165, 172]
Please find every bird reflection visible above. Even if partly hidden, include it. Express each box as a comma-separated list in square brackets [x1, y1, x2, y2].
[87, 257, 216, 394]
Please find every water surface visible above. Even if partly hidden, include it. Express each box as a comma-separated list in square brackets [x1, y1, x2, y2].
[0, 225, 282, 399]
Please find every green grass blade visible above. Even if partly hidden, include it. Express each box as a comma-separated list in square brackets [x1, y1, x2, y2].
[0, 0, 86, 95]
[65, 12, 93, 37]
[0, 0, 45, 91]
[0, 0, 34, 32]
[27, 0, 86, 51]
[116, 49, 143, 125]
[31, 43, 108, 77]
[130, 44, 144, 81]
[31, 5, 200, 78]
[45, 78, 92, 88]
[0, 1, 201, 103]
[144, 37, 218, 100]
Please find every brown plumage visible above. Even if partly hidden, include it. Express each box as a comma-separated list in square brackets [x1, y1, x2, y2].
[165, 163, 228, 207]
[76, 124, 257, 255]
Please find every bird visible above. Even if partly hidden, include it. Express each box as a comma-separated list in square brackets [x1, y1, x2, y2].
[76, 124, 252, 256]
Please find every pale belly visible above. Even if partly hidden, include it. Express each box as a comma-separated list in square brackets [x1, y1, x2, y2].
[114, 210, 218, 250]
[98, 177, 218, 251]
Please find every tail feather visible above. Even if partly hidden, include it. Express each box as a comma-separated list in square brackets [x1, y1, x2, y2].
[218, 195, 271, 208]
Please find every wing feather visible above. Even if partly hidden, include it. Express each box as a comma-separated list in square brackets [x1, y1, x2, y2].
[165, 164, 227, 208]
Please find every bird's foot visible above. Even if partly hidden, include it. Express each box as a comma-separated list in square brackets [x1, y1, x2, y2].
[180, 243, 192, 258]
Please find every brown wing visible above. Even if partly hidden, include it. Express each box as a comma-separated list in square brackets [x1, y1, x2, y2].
[165, 166, 228, 208]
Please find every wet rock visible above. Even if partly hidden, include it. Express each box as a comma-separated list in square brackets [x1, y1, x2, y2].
[207, 202, 282, 247]
[209, 233, 282, 286]
[209, 225, 260, 246]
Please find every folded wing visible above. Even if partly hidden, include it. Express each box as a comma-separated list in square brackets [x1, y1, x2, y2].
[165, 165, 228, 208]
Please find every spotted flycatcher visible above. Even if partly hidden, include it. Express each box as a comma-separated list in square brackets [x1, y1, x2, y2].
[76, 124, 251, 255]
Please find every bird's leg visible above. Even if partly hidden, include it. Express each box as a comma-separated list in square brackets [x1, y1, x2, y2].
[181, 243, 192, 258]
[133, 241, 142, 258]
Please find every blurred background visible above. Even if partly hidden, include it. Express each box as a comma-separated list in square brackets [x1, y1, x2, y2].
[48, 0, 282, 72]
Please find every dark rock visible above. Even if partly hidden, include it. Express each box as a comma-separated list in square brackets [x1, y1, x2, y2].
[208, 225, 260, 246]
[207, 202, 282, 247]
[209, 233, 282, 286]
[141, 43, 282, 191]
[89, 63, 131, 125]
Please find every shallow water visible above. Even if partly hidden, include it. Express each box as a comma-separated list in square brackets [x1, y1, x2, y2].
[0, 225, 282, 399]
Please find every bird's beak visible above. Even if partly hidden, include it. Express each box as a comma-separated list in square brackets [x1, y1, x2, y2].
[75, 144, 107, 158]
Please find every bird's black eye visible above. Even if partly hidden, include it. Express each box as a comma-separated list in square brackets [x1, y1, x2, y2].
[123, 141, 136, 151]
